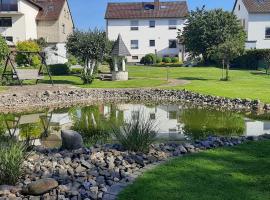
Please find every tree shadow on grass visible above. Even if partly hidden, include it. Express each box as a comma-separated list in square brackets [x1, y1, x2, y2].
[41, 79, 83, 85]
[177, 77, 209, 81]
[250, 71, 268, 76]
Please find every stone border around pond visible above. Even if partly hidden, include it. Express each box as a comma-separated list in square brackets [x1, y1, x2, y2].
[1, 134, 269, 200]
[0, 88, 269, 113]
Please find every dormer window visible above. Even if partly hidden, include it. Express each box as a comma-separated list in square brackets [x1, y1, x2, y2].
[47, 5, 54, 12]
[144, 4, 155, 10]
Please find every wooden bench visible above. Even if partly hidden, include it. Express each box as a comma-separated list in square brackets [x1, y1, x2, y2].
[15, 69, 44, 80]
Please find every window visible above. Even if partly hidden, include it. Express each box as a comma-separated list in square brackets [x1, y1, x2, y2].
[132, 56, 139, 60]
[169, 40, 177, 48]
[265, 27, 270, 39]
[3, 36, 13, 42]
[238, 4, 240, 11]
[130, 20, 139, 31]
[150, 113, 156, 120]
[62, 24, 66, 34]
[144, 4, 155, 10]
[169, 20, 177, 30]
[149, 20, 155, 28]
[131, 40, 139, 49]
[149, 40, 155, 47]
[0, 0, 18, 11]
[0, 17, 12, 27]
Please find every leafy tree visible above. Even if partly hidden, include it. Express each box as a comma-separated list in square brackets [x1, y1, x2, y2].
[0, 36, 10, 64]
[179, 7, 246, 63]
[208, 35, 245, 80]
[66, 29, 111, 84]
[34, 37, 48, 50]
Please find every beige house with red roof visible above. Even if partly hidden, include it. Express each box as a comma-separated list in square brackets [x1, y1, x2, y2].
[105, 0, 188, 63]
[0, 0, 74, 64]
[233, 0, 270, 49]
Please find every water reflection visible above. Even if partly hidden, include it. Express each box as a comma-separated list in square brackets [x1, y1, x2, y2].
[0, 103, 270, 148]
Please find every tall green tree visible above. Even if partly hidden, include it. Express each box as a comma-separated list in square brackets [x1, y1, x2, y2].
[179, 7, 246, 63]
[66, 29, 111, 84]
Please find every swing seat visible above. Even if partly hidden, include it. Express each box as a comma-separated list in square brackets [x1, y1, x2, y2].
[15, 69, 44, 80]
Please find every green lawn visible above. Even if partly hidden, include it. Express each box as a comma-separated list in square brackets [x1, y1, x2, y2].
[118, 140, 270, 200]
[44, 66, 270, 102]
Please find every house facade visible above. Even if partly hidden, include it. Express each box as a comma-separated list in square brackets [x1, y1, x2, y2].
[0, 0, 74, 64]
[233, 0, 270, 49]
[105, 0, 188, 63]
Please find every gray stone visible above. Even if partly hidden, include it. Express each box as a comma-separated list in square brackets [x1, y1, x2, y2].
[61, 130, 83, 150]
[22, 178, 58, 196]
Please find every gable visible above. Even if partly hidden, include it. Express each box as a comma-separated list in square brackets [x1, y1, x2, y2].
[233, 0, 270, 13]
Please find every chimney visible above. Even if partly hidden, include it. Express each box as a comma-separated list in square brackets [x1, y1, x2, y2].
[154, 0, 160, 10]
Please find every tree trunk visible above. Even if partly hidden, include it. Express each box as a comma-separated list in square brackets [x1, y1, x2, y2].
[226, 62, 230, 81]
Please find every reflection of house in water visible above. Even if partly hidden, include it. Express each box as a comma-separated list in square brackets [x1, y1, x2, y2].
[103, 104, 186, 141]
[245, 119, 270, 136]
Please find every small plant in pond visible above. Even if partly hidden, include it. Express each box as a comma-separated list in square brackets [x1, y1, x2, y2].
[111, 111, 157, 153]
[0, 140, 28, 185]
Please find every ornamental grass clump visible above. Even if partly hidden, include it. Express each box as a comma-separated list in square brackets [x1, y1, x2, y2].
[0, 140, 28, 185]
[112, 111, 157, 153]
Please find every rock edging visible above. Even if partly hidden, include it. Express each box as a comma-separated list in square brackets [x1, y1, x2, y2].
[0, 134, 269, 200]
[0, 88, 268, 113]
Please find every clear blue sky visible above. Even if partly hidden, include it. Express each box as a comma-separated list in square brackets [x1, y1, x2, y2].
[69, 0, 235, 30]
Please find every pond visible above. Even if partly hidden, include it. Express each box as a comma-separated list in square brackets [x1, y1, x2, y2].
[0, 103, 269, 148]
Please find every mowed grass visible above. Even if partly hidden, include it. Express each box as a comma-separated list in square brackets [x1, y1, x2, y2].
[128, 66, 270, 102]
[41, 66, 270, 102]
[118, 140, 270, 200]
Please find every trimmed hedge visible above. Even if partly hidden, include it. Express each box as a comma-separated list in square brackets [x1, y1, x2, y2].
[162, 57, 172, 63]
[171, 57, 179, 63]
[140, 53, 156, 65]
[232, 49, 270, 70]
[49, 64, 70, 75]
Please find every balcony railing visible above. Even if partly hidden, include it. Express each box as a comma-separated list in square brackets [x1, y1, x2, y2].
[0, 3, 18, 12]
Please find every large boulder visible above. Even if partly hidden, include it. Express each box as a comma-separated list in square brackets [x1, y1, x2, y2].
[22, 178, 58, 196]
[61, 130, 83, 150]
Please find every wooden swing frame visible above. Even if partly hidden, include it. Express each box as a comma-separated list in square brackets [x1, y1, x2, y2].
[1, 51, 54, 86]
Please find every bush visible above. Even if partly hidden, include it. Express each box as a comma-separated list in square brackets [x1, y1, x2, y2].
[49, 63, 70, 75]
[70, 68, 82, 74]
[0, 36, 9, 64]
[111, 111, 157, 153]
[0, 141, 27, 185]
[68, 55, 78, 65]
[156, 57, 162, 64]
[16, 40, 41, 68]
[171, 57, 179, 63]
[232, 49, 270, 70]
[140, 53, 157, 65]
[162, 57, 172, 63]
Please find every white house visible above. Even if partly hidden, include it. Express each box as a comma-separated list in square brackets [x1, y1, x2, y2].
[105, 0, 188, 63]
[0, 0, 40, 43]
[0, 0, 74, 64]
[233, 0, 270, 49]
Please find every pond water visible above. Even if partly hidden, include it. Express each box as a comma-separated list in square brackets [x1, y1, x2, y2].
[0, 103, 269, 148]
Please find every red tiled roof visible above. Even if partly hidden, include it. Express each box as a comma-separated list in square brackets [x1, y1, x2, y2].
[105, 1, 189, 19]
[234, 0, 270, 13]
[33, 0, 66, 21]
